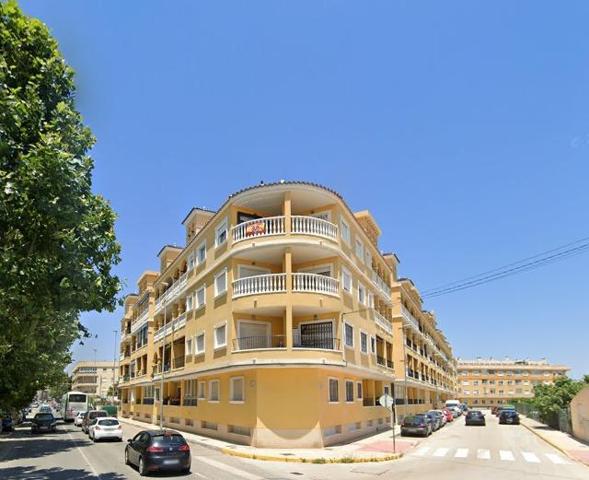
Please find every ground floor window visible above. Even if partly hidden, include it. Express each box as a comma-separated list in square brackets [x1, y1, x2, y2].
[230, 377, 245, 403]
[209, 380, 220, 402]
[329, 378, 339, 402]
[345, 380, 354, 402]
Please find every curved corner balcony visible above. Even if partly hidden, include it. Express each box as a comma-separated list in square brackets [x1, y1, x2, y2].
[232, 273, 339, 299]
[231, 215, 338, 243]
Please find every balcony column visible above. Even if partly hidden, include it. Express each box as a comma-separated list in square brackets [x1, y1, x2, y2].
[283, 192, 292, 234]
[284, 248, 293, 349]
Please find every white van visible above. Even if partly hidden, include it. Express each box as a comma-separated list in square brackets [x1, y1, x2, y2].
[445, 399, 461, 408]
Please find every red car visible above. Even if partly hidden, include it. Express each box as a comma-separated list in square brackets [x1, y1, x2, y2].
[442, 408, 454, 422]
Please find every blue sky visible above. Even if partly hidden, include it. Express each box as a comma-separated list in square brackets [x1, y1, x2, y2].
[20, 1, 589, 377]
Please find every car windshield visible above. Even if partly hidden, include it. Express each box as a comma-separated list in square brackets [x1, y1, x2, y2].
[152, 433, 186, 445]
[98, 419, 119, 426]
[35, 414, 53, 420]
[89, 411, 107, 418]
[403, 416, 422, 426]
[69, 394, 87, 403]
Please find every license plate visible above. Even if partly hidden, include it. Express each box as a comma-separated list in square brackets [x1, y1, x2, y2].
[163, 459, 179, 465]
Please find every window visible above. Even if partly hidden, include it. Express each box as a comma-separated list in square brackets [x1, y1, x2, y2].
[328, 378, 339, 402]
[370, 335, 376, 354]
[345, 380, 354, 402]
[230, 377, 244, 403]
[208, 380, 219, 402]
[341, 268, 352, 293]
[184, 380, 197, 406]
[365, 250, 372, 268]
[195, 333, 205, 354]
[355, 239, 364, 260]
[214, 324, 227, 349]
[215, 219, 228, 247]
[197, 241, 207, 264]
[196, 285, 206, 309]
[360, 331, 368, 354]
[185, 338, 193, 355]
[214, 269, 227, 297]
[357, 382, 363, 400]
[197, 381, 206, 399]
[187, 253, 196, 271]
[358, 283, 366, 305]
[344, 323, 354, 348]
[367, 292, 374, 308]
[340, 219, 350, 244]
[185, 294, 194, 312]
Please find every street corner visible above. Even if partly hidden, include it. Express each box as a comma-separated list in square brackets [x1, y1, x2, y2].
[568, 449, 589, 467]
[356, 439, 417, 455]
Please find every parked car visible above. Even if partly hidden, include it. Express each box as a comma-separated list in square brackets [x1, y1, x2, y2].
[424, 412, 441, 431]
[496, 405, 516, 417]
[401, 415, 432, 437]
[442, 408, 454, 422]
[450, 406, 462, 417]
[428, 410, 446, 427]
[465, 410, 486, 426]
[89, 417, 123, 442]
[82, 410, 108, 434]
[125, 430, 191, 475]
[31, 413, 57, 434]
[499, 410, 520, 425]
[74, 411, 87, 427]
[1, 415, 14, 432]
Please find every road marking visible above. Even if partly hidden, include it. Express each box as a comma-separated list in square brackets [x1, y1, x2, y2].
[545, 453, 567, 464]
[415, 447, 431, 456]
[476, 449, 491, 460]
[197, 456, 262, 480]
[193, 473, 209, 479]
[522, 452, 540, 463]
[454, 448, 469, 458]
[67, 431, 102, 479]
[499, 450, 515, 461]
[433, 448, 449, 457]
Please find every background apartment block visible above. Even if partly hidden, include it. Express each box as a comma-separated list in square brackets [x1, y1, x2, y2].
[457, 358, 569, 407]
[71, 360, 118, 398]
[117, 181, 457, 447]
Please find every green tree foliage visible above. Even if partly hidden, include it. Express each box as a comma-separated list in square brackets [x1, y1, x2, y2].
[532, 376, 586, 423]
[0, 1, 121, 410]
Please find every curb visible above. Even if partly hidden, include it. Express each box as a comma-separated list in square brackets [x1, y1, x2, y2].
[520, 421, 584, 466]
[221, 447, 403, 463]
[118, 417, 403, 464]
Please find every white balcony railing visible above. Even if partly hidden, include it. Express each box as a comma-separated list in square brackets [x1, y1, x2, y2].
[232, 216, 285, 243]
[291, 216, 338, 240]
[374, 311, 393, 335]
[292, 273, 339, 296]
[155, 272, 189, 312]
[401, 305, 420, 331]
[233, 273, 287, 298]
[154, 313, 187, 342]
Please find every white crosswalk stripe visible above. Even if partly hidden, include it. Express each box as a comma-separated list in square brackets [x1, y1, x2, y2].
[454, 448, 469, 458]
[433, 448, 449, 457]
[521, 452, 540, 463]
[415, 447, 431, 456]
[545, 453, 568, 464]
[499, 450, 515, 461]
[477, 449, 491, 460]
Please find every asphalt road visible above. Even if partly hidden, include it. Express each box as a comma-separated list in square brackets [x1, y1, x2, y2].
[1, 411, 588, 480]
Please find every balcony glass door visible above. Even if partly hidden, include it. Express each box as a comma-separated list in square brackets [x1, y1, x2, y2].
[237, 321, 271, 349]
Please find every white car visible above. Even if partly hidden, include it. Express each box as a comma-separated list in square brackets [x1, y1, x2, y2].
[88, 417, 123, 442]
[74, 411, 86, 427]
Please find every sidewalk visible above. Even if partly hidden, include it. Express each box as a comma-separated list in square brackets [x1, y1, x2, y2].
[119, 417, 413, 463]
[520, 415, 589, 467]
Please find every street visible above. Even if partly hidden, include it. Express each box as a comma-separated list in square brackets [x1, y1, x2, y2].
[1, 411, 588, 480]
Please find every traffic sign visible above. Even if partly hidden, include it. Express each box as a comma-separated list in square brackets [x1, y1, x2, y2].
[378, 394, 394, 409]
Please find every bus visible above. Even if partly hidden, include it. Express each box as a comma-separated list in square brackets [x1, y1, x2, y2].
[61, 391, 89, 422]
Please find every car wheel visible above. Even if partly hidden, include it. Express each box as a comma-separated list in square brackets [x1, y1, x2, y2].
[182, 468, 191, 474]
[138, 456, 147, 476]
[124, 447, 130, 465]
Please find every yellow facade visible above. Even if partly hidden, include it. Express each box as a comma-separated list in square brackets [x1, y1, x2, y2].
[117, 182, 457, 447]
[457, 358, 569, 407]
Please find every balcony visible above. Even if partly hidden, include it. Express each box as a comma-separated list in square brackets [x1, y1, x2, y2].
[292, 273, 338, 296]
[233, 273, 339, 299]
[154, 314, 186, 342]
[232, 334, 340, 351]
[376, 356, 386, 367]
[233, 273, 286, 298]
[400, 306, 420, 332]
[371, 271, 391, 303]
[231, 215, 339, 244]
[155, 272, 188, 312]
[373, 311, 393, 335]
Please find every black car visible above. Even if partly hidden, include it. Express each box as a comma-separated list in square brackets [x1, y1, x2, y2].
[499, 410, 520, 425]
[465, 410, 486, 426]
[125, 430, 191, 476]
[401, 414, 432, 437]
[31, 413, 57, 434]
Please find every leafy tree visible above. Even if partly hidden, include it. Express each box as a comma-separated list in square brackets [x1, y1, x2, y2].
[532, 377, 586, 426]
[0, 1, 121, 410]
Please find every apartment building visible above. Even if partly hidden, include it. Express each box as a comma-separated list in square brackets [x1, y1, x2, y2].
[457, 358, 569, 407]
[117, 181, 457, 447]
[71, 360, 118, 398]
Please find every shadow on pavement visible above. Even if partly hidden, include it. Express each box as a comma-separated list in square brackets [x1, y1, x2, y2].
[0, 465, 126, 479]
[0, 428, 92, 461]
